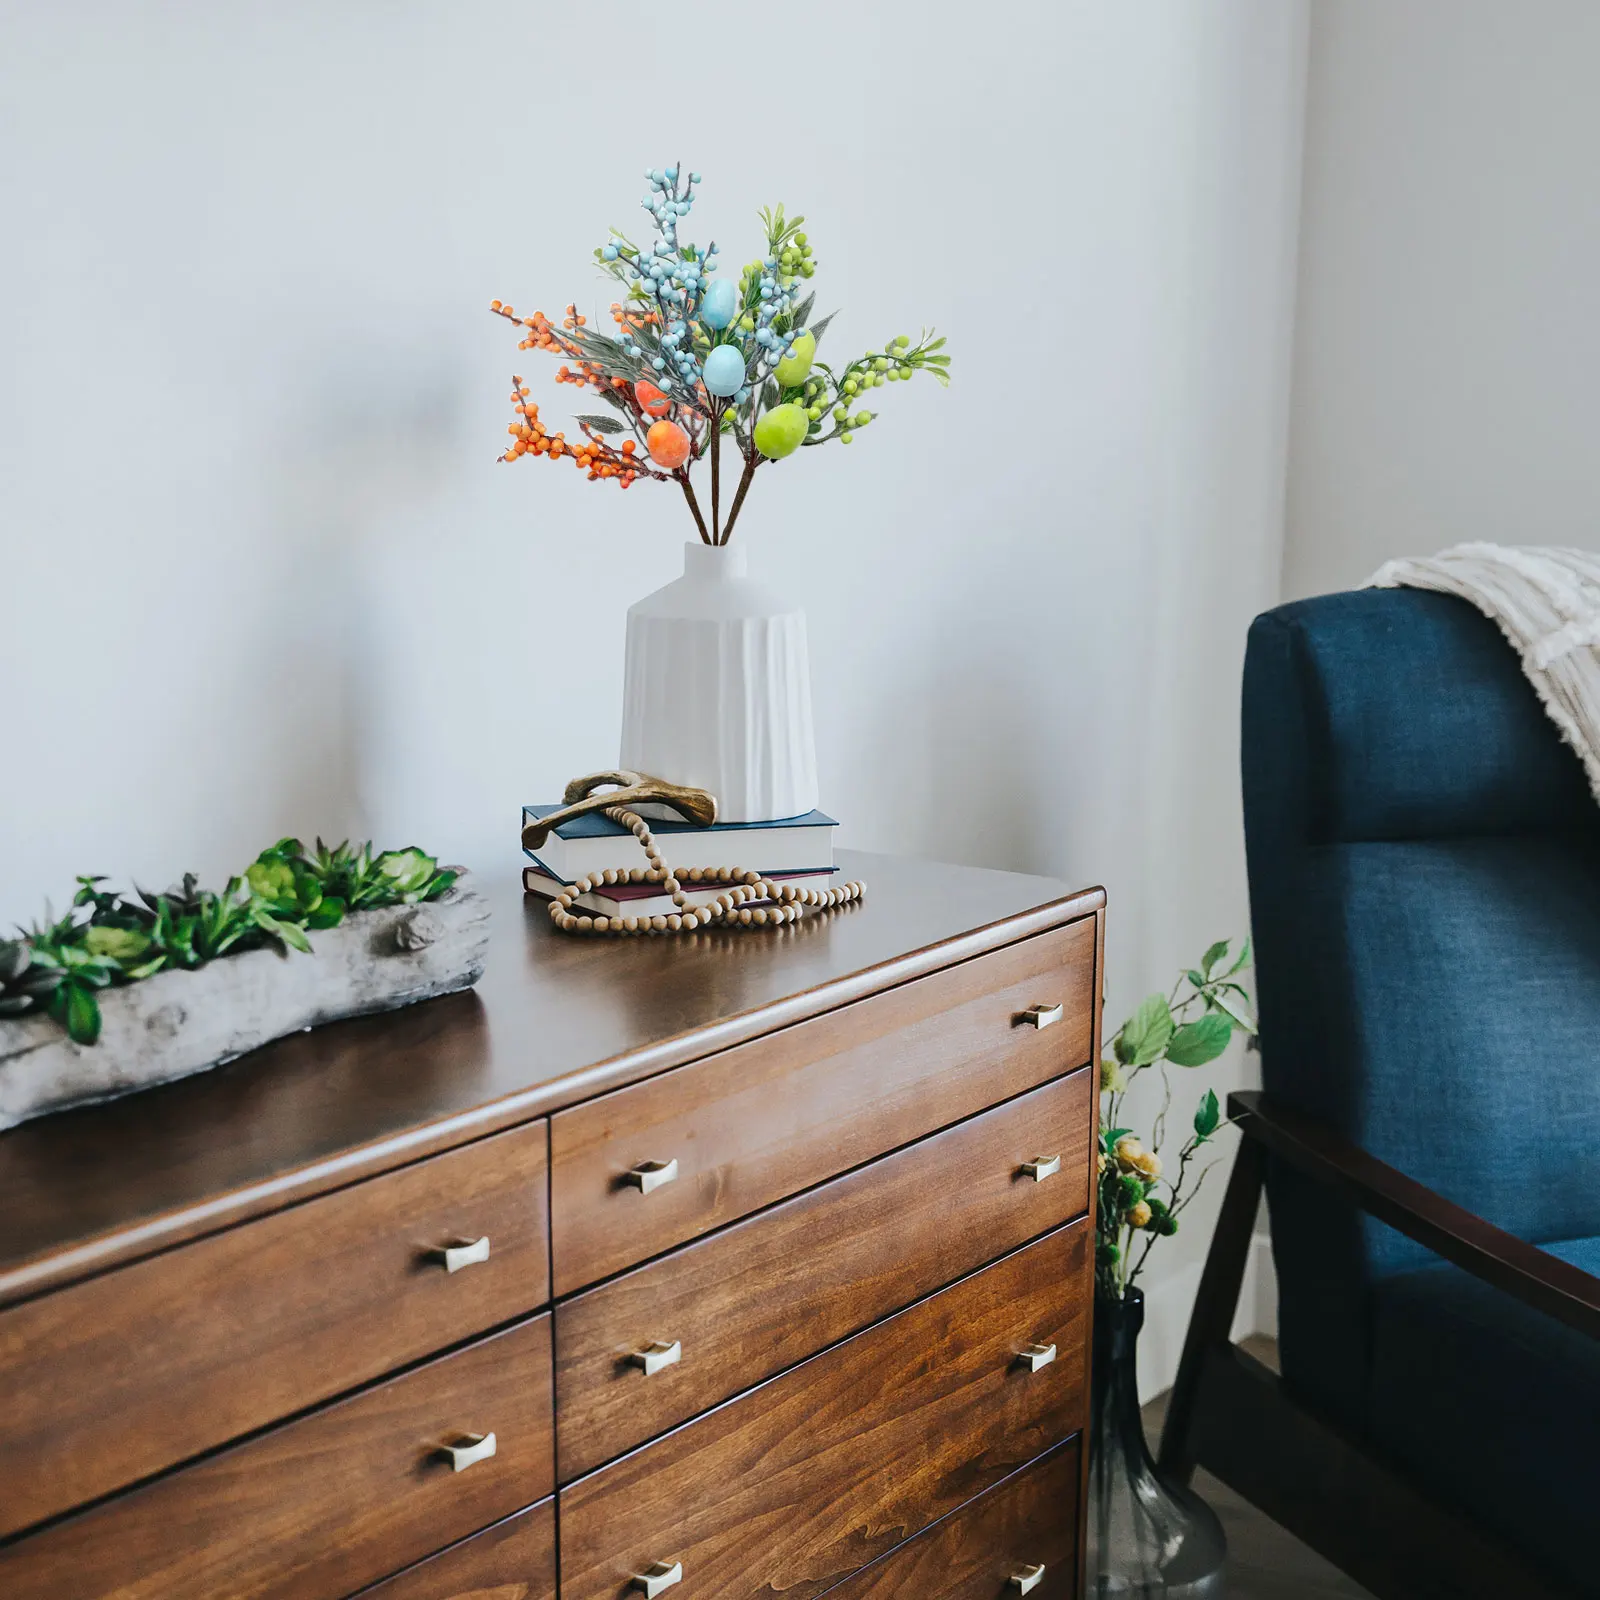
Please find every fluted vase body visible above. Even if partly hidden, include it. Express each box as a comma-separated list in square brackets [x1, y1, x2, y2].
[619, 542, 819, 823]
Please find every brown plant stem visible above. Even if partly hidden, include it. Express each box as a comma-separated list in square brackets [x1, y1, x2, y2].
[711, 409, 722, 542]
[678, 471, 712, 543]
[718, 448, 759, 545]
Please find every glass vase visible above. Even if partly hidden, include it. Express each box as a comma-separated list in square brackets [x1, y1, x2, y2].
[1088, 1287, 1227, 1598]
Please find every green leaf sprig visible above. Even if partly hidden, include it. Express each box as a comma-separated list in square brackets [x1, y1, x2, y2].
[1095, 939, 1256, 1301]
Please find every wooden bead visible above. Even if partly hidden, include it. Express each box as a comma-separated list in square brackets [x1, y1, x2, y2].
[651, 915, 668, 932]
[667, 914, 682, 931]
[593, 916, 609, 933]
[672, 890, 689, 907]
[576, 915, 593, 931]
[737, 909, 753, 925]
[687, 867, 703, 882]
[752, 908, 768, 926]
[557, 893, 574, 910]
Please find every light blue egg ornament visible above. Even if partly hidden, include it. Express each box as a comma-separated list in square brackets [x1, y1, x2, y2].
[699, 277, 738, 331]
[703, 344, 747, 398]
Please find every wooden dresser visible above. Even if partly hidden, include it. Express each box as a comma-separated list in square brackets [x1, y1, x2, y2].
[0, 851, 1104, 1600]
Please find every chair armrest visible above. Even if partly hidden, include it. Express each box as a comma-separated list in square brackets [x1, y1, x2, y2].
[1229, 1089, 1600, 1341]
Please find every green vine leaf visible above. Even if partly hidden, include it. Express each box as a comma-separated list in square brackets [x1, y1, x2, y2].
[1165, 1013, 1234, 1067]
[1120, 994, 1174, 1066]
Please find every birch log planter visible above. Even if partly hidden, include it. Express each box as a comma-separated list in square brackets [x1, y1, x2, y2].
[0, 871, 491, 1132]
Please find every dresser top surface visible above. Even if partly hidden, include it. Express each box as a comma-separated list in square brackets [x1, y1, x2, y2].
[0, 850, 1101, 1304]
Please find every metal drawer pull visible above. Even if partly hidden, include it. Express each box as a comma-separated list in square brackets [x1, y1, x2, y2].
[629, 1339, 683, 1377]
[1017, 1342, 1057, 1373]
[439, 1431, 497, 1472]
[633, 1560, 683, 1596]
[434, 1236, 491, 1273]
[1021, 1154, 1061, 1182]
[1010, 1563, 1047, 1594]
[625, 1158, 679, 1194]
[1018, 1002, 1064, 1029]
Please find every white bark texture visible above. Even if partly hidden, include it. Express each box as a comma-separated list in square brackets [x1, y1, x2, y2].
[0, 871, 491, 1131]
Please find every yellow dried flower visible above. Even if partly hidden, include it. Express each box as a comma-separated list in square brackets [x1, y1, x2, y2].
[1128, 1200, 1153, 1229]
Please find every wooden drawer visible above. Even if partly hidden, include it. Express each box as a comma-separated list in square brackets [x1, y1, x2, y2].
[558, 1221, 1090, 1600]
[555, 1067, 1095, 1478]
[0, 1314, 554, 1600]
[354, 1498, 556, 1599]
[825, 1440, 1082, 1599]
[0, 1119, 549, 1540]
[550, 919, 1095, 1292]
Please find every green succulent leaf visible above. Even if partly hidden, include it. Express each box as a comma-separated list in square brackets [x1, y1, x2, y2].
[54, 981, 103, 1045]
[83, 926, 152, 963]
[304, 897, 346, 930]
[252, 908, 313, 955]
[1194, 1088, 1221, 1141]
[246, 859, 296, 903]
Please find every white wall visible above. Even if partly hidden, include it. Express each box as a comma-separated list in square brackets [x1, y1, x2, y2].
[1285, 0, 1600, 600]
[0, 2, 1307, 1365]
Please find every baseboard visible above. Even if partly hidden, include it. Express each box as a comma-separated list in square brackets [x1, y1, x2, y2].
[1136, 1232, 1278, 1402]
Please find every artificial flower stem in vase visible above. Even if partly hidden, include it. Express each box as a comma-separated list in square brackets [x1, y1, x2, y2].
[490, 164, 949, 820]
[1089, 941, 1256, 1597]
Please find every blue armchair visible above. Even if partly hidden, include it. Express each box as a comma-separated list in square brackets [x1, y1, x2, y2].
[1158, 588, 1600, 1600]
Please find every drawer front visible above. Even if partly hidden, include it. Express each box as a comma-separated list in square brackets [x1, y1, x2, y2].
[826, 1440, 1081, 1600]
[0, 1314, 554, 1600]
[550, 919, 1095, 1292]
[355, 1498, 556, 1600]
[555, 1067, 1094, 1478]
[0, 1119, 549, 1539]
[559, 1221, 1090, 1600]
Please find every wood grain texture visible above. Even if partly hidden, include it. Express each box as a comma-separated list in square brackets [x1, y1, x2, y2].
[0, 1118, 550, 1540]
[559, 1221, 1091, 1600]
[353, 1499, 556, 1600]
[0, 855, 1101, 1308]
[823, 1440, 1081, 1600]
[0, 1315, 555, 1600]
[549, 919, 1095, 1292]
[555, 1068, 1094, 1478]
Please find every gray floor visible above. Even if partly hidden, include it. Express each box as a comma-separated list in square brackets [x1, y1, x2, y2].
[1141, 1337, 1375, 1600]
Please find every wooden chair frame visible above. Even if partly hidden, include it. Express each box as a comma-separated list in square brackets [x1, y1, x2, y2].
[1157, 1090, 1598, 1600]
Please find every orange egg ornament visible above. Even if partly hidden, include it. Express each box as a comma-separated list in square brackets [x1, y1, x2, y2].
[646, 419, 691, 469]
[634, 379, 671, 418]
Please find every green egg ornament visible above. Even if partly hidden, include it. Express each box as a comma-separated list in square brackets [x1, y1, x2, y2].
[774, 330, 816, 387]
[700, 278, 737, 330]
[754, 402, 809, 460]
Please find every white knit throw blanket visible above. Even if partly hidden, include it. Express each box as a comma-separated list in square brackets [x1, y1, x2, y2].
[1367, 543, 1600, 804]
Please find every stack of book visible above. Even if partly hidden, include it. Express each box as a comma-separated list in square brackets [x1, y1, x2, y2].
[521, 805, 839, 920]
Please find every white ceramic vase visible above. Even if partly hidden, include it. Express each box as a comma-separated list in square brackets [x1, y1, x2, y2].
[619, 542, 819, 823]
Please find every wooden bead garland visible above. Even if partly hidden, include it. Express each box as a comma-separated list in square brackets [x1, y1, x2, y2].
[545, 807, 866, 936]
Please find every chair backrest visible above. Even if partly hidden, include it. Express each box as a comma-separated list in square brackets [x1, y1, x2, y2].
[1241, 587, 1600, 1417]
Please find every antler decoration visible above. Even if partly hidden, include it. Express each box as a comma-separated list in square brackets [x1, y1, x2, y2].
[521, 771, 717, 851]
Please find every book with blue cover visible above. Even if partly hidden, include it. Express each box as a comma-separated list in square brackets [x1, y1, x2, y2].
[521, 806, 837, 884]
